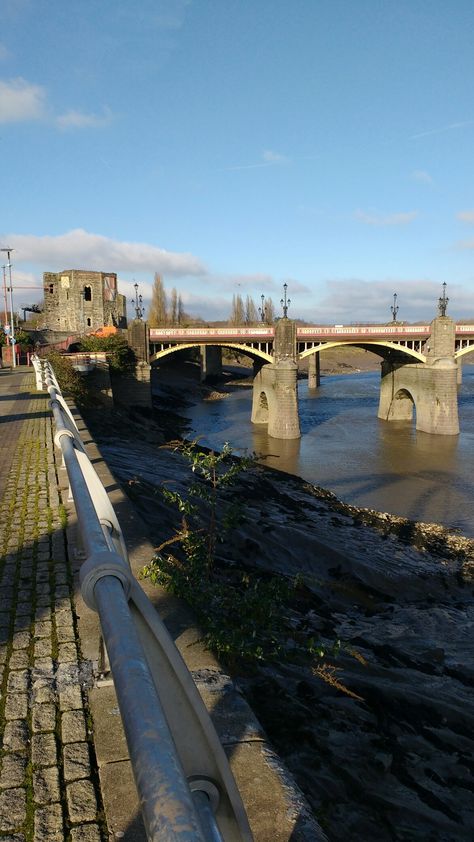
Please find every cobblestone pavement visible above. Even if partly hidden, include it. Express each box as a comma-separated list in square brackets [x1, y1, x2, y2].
[0, 369, 106, 841]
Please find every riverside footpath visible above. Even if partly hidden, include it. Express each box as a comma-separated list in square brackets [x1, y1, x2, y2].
[0, 367, 104, 842]
[0, 366, 324, 842]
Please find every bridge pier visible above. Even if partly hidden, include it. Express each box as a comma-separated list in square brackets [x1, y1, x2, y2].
[251, 360, 301, 439]
[251, 319, 300, 438]
[307, 353, 320, 389]
[378, 316, 459, 435]
[200, 345, 222, 381]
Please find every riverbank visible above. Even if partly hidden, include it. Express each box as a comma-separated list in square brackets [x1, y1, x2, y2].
[82, 371, 474, 841]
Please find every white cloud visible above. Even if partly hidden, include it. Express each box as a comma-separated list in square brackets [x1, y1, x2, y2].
[262, 149, 289, 164]
[0, 77, 46, 123]
[211, 272, 277, 292]
[314, 279, 471, 324]
[202, 272, 310, 297]
[355, 209, 419, 226]
[56, 106, 114, 130]
[227, 149, 290, 171]
[457, 210, 474, 224]
[0, 76, 114, 130]
[411, 170, 433, 185]
[281, 277, 311, 295]
[126, 286, 233, 322]
[5, 229, 206, 276]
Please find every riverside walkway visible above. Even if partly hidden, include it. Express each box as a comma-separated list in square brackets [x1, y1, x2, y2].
[0, 366, 325, 842]
[0, 366, 103, 841]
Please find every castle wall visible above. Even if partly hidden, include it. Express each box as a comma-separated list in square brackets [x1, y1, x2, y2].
[41, 270, 127, 333]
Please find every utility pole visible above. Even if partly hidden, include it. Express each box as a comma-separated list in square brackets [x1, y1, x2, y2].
[2, 265, 8, 326]
[0, 248, 15, 368]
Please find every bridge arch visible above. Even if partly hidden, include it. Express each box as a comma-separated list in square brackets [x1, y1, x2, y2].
[298, 340, 426, 364]
[252, 389, 270, 424]
[150, 342, 273, 364]
[385, 387, 416, 422]
[454, 345, 474, 360]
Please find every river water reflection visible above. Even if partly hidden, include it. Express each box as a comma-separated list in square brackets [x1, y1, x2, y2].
[186, 367, 474, 537]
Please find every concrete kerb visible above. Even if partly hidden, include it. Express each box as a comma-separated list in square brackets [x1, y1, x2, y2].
[60, 403, 326, 842]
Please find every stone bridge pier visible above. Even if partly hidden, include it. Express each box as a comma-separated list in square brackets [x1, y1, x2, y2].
[251, 318, 301, 439]
[200, 344, 222, 381]
[378, 316, 459, 435]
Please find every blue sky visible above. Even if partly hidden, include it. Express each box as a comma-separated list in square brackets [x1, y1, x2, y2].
[1, 0, 474, 323]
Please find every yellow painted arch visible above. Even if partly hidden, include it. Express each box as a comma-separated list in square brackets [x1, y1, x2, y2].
[298, 340, 426, 363]
[150, 342, 273, 364]
[454, 345, 474, 360]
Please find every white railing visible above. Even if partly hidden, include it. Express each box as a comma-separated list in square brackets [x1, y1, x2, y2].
[32, 355, 253, 842]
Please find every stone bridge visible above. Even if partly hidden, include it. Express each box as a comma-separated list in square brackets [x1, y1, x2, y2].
[147, 318, 473, 439]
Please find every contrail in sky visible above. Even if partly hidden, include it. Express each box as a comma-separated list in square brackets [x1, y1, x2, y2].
[411, 120, 474, 139]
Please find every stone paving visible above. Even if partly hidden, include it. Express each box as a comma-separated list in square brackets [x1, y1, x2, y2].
[0, 369, 105, 841]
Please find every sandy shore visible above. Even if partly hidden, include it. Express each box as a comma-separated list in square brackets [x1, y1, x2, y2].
[83, 368, 474, 841]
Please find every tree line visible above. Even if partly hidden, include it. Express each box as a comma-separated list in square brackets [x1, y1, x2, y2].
[147, 274, 187, 327]
[229, 293, 275, 325]
[147, 273, 277, 327]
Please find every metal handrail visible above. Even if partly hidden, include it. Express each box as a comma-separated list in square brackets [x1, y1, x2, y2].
[31, 355, 253, 842]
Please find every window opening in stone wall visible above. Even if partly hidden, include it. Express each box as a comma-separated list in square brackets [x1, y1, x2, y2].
[49, 284, 54, 294]
[86, 318, 91, 327]
[84, 285, 92, 301]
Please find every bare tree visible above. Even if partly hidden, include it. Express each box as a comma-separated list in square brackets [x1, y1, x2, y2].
[177, 294, 185, 325]
[230, 293, 245, 325]
[148, 273, 168, 325]
[245, 295, 258, 324]
[265, 296, 275, 324]
[170, 287, 178, 324]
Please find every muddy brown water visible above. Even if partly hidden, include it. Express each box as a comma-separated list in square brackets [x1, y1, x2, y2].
[184, 367, 474, 538]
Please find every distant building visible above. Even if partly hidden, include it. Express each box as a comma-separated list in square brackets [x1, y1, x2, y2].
[40, 270, 127, 333]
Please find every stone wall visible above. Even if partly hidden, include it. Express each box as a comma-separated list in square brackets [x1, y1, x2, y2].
[378, 360, 459, 435]
[41, 271, 127, 333]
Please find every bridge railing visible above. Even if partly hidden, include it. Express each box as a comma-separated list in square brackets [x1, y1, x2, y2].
[31, 355, 253, 842]
[149, 326, 274, 339]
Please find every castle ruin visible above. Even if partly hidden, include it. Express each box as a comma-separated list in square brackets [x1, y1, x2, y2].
[40, 270, 127, 333]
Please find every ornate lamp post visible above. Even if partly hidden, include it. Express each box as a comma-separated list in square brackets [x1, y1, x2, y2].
[258, 294, 266, 323]
[280, 283, 291, 318]
[1, 248, 15, 368]
[390, 292, 399, 322]
[438, 282, 449, 317]
[131, 282, 144, 320]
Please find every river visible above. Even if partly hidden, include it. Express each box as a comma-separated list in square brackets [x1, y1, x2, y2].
[185, 366, 474, 537]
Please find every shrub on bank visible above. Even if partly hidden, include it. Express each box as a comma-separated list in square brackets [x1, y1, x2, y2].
[78, 334, 136, 372]
[44, 351, 90, 405]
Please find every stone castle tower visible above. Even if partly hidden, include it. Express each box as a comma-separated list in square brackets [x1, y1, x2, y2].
[41, 270, 127, 333]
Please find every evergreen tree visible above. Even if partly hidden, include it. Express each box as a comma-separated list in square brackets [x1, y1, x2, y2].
[148, 274, 168, 325]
